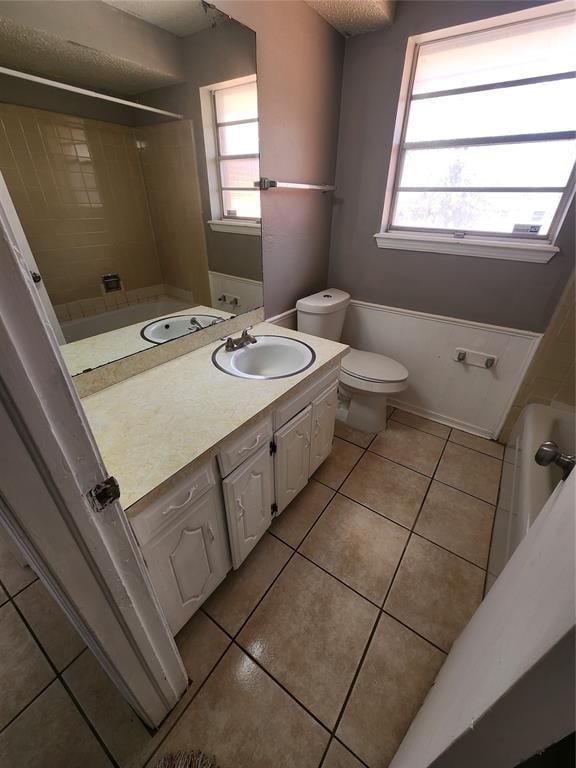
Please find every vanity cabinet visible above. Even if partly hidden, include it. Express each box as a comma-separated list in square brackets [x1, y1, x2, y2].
[132, 464, 231, 635]
[275, 406, 312, 513]
[309, 383, 338, 475]
[131, 363, 341, 630]
[222, 444, 274, 567]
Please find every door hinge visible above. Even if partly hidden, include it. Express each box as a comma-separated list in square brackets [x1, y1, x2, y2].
[269, 440, 277, 455]
[88, 476, 120, 511]
[271, 502, 278, 517]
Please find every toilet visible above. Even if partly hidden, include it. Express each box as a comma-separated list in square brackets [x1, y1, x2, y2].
[296, 289, 408, 433]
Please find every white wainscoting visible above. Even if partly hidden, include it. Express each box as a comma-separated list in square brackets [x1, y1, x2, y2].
[208, 271, 263, 316]
[343, 300, 541, 439]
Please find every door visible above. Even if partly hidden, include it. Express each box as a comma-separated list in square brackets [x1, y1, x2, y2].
[143, 488, 230, 635]
[389, 472, 575, 768]
[223, 444, 274, 568]
[309, 383, 338, 475]
[275, 405, 312, 513]
[0, 192, 187, 727]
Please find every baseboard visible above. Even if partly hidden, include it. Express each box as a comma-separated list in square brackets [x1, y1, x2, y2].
[266, 308, 297, 329]
[388, 399, 495, 439]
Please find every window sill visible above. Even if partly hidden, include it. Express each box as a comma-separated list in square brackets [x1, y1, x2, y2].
[208, 220, 261, 236]
[373, 231, 558, 263]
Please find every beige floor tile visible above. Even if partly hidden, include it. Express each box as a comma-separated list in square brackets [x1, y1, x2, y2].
[148, 645, 329, 768]
[370, 421, 446, 476]
[449, 429, 505, 459]
[64, 651, 148, 767]
[204, 534, 292, 635]
[238, 554, 377, 728]
[337, 614, 444, 768]
[385, 535, 485, 651]
[415, 481, 495, 567]
[0, 602, 54, 730]
[175, 611, 231, 691]
[0, 535, 36, 596]
[341, 452, 429, 528]
[313, 437, 364, 489]
[15, 580, 85, 671]
[436, 442, 501, 504]
[323, 739, 365, 768]
[271, 480, 335, 548]
[299, 495, 408, 604]
[334, 420, 375, 448]
[391, 409, 451, 439]
[0, 681, 112, 768]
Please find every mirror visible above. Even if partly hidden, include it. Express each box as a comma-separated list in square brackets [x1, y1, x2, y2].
[0, 1, 262, 377]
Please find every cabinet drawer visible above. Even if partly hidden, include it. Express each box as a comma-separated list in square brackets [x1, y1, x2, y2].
[274, 364, 340, 430]
[131, 460, 216, 547]
[217, 415, 273, 477]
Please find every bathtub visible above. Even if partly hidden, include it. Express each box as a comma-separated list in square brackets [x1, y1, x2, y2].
[486, 402, 575, 591]
[61, 298, 190, 342]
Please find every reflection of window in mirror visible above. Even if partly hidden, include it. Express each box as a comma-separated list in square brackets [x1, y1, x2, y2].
[201, 76, 261, 236]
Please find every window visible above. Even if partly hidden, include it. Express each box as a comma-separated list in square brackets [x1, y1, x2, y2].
[201, 76, 261, 235]
[377, 1, 576, 262]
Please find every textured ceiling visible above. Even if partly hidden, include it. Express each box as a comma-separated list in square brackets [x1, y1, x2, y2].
[306, 0, 395, 36]
[0, 18, 181, 95]
[102, 0, 221, 37]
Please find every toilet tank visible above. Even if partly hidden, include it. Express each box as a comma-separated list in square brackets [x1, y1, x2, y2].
[296, 289, 350, 341]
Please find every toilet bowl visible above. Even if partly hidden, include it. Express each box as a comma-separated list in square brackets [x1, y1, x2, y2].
[296, 289, 409, 433]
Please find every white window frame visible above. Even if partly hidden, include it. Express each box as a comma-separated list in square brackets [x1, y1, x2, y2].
[200, 74, 261, 237]
[375, 0, 576, 263]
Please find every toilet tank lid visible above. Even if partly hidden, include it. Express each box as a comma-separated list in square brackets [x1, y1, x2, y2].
[296, 289, 350, 314]
[342, 349, 409, 383]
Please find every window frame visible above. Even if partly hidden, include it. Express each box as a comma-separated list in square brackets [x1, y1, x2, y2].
[376, 0, 576, 263]
[200, 74, 261, 237]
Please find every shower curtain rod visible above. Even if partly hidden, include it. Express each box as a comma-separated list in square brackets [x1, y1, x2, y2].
[0, 66, 183, 120]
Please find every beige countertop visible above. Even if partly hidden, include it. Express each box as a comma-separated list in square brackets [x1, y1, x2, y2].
[81, 323, 348, 515]
[61, 305, 233, 376]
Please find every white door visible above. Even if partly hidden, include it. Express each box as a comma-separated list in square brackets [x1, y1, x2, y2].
[275, 406, 312, 513]
[309, 383, 338, 475]
[0, 194, 187, 728]
[223, 444, 274, 568]
[143, 488, 231, 635]
[390, 472, 576, 768]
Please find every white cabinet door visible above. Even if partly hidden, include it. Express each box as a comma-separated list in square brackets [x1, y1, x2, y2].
[309, 383, 338, 476]
[222, 444, 274, 568]
[275, 406, 312, 514]
[142, 487, 231, 635]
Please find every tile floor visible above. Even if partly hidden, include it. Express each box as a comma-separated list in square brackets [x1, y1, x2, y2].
[0, 408, 503, 768]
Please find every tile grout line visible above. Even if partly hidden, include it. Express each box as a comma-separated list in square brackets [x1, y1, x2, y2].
[0, 588, 121, 768]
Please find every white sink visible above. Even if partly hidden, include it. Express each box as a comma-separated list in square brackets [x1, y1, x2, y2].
[212, 335, 316, 379]
[142, 314, 223, 343]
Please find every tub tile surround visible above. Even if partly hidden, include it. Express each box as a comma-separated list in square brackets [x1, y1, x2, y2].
[0, 407, 504, 767]
[81, 322, 349, 512]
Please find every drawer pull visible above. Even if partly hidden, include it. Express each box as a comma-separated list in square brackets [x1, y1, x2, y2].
[162, 484, 199, 515]
[237, 433, 262, 455]
[207, 523, 215, 542]
[237, 497, 246, 519]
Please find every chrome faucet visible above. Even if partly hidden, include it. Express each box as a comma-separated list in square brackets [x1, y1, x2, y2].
[224, 327, 257, 352]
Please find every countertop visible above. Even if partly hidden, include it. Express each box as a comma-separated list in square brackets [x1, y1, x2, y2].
[81, 323, 348, 515]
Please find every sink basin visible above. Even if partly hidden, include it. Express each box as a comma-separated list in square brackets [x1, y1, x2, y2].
[141, 314, 223, 343]
[212, 335, 316, 379]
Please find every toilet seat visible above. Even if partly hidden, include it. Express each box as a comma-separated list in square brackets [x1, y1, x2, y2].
[340, 349, 409, 394]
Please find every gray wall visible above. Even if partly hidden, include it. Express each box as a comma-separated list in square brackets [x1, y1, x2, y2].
[137, 19, 262, 283]
[216, 0, 345, 317]
[328, 0, 575, 332]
